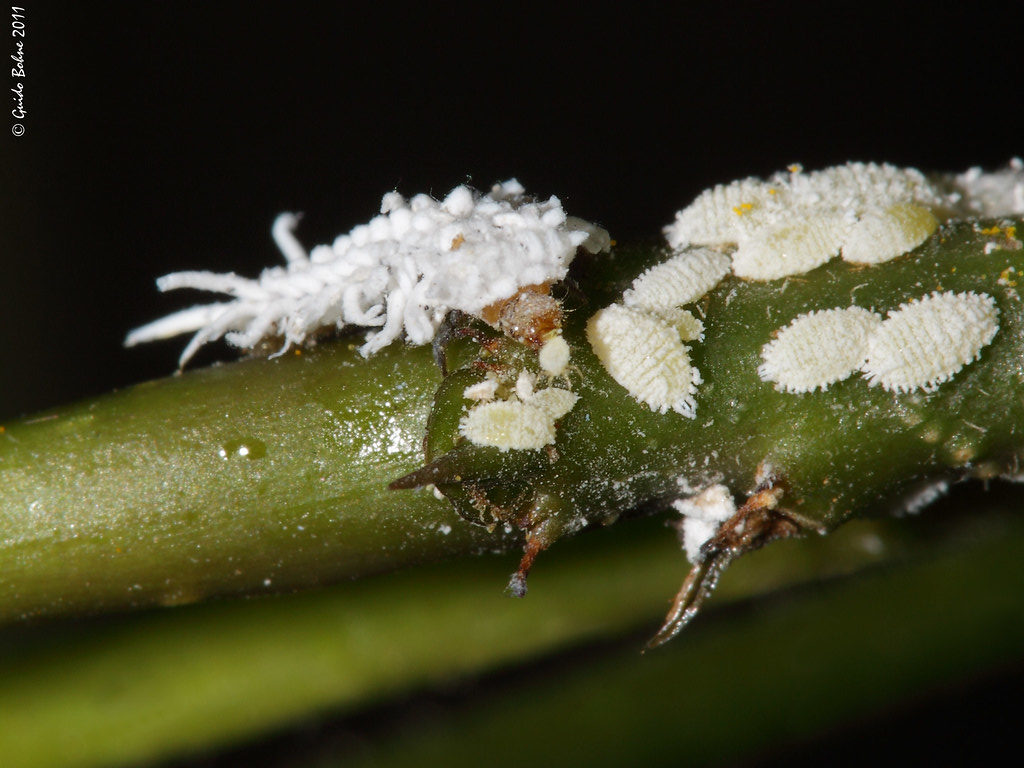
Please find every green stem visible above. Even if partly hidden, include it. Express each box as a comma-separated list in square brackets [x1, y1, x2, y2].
[0, 343, 498, 622]
[1, 220, 1022, 626]
[309, 502, 1024, 768]
[0, 502, 1006, 768]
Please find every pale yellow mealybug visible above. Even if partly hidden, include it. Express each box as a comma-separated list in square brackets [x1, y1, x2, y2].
[731, 211, 851, 280]
[586, 304, 701, 417]
[758, 306, 883, 393]
[622, 247, 731, 313]
[861, 291, 999, 393]
[459, 386, 579, 451]
[665, 162, 947, 282]
[841, 204, 939, 265]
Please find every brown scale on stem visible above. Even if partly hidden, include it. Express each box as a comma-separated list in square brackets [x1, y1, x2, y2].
[431, 283, 563, 376]
[479, 283, 563, 350]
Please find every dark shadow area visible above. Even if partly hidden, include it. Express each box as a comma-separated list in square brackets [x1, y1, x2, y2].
[3, 4, 1022, 417]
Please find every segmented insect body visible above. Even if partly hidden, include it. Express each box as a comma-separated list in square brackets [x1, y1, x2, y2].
[758, 307, 883, 393]
[126, 181, 609, 366]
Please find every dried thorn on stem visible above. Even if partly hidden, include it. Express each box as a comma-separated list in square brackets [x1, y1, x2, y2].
[506, 534, 546, 598]
[646, 478, 801, 650]
[644, 551, 730, 650]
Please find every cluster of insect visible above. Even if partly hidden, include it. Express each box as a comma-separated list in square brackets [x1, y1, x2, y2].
[759, 292, 1000, 394]
[588, 162, 1019, 422]
[129, 160, 1023, 643]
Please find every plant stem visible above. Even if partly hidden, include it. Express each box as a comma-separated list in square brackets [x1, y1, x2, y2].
[0, 342, 500, 622]
[0, 502, 1005, 768]
[1, 220, 1022, 625]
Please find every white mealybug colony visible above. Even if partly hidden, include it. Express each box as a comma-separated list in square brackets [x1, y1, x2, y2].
[119, 159, 1022, 646]
[579, 160, 1020, 586]
[586, 247, 729, 418]
[126, 180, 609, 365]
[758, 307, 883, 393]
[664, 162, 945, 280]
[585, 162, 956, 419]
[861, 291, 1000, 393]
[588, 160, 1023, 420]
[758, 294, 1001, 394]
[458, 371, 579, 452]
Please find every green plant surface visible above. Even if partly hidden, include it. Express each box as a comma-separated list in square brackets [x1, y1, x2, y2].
[315, 501, 1024, 768]
[0, 505, 1004, 768]
[0, 342, 498, 622]
[2, 221, 1022, 626]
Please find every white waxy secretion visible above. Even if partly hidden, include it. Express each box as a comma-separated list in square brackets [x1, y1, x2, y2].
[586, 304, 701, 417]
[622, 247, 731, 313]
[672, 485, 737, 563]
[459, 386, 578, 451]
[665, 162, 946, 281]
[861, 291, 1000, 393]
[126, 180, 608, 365]
[462, 375, 500, 402]
[526, 387, 581, 420]
[657, 307, 705, 343]
[759, 306, 883, 393]
[664, 177, 784, 247]
[949, 158, 1024, 217]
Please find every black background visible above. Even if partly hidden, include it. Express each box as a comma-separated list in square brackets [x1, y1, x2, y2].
[3, 3, 1022, 418]
[2, 3, 1023, 765]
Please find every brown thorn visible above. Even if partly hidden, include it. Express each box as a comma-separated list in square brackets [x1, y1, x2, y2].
[506, 535, 545, 598]
[646, 477, 803, 649]
[645, 549, 733, 650]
